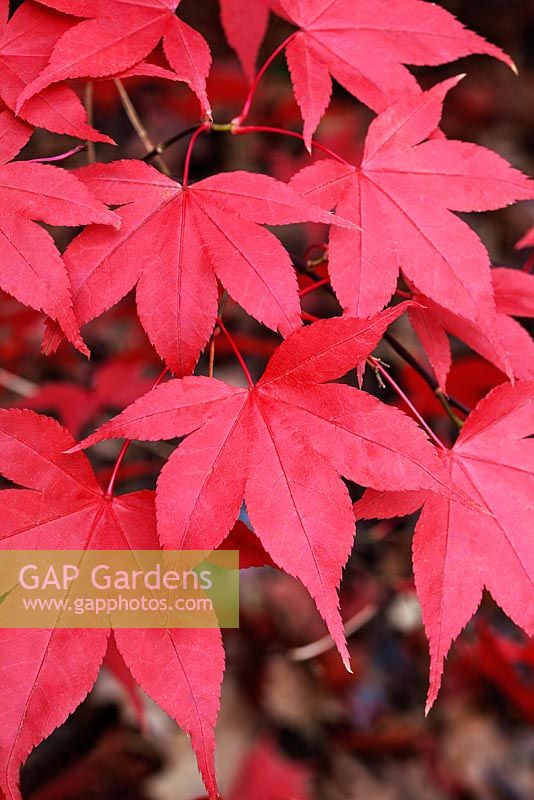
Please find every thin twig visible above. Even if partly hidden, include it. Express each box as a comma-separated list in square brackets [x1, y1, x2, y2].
[233, 32, 298, 126]
[217, 317, 254, 387]
[299, 277, 331, 298]
[288, 604, 377, 662]
[234, 125, 351, 164]
[141, 126, 199, 163]
[84, 81, 96, 164]
[434, 389, 465, 428]
[368, 356, 446, 450]
[26, 145, 88, 164]
[208, 292, 229, 378]
[0, 368, 37, 397]
[382, 333, 469, 420]
[114, 78, 171, 176]
[105, 366, 168, 497]
[208, 336, 216, 378]
[182, 124, 209, 187]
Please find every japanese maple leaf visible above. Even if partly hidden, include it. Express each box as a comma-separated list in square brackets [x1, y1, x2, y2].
[228, 736, 312, 800]
[76, 306, 468, 668]
[219, 0, 270, 82]
[517, 222, 534, 250]
[461, 624, 534, 723]
[219, 520, 276, 568]
[44, 160, 344, 375]
[290, 78, 533, 369]
[268, 0, 514, 147]
[354, 380, 534, 710]
[408, 267, 534, 390]
[18, 357, 156, 436]
[103, 634, 145, 727]
[0, 111, 119, 355]
[0, 110, 32, 164]
[0, 1, 112, 142]
[0, 409, 223, 800]
[16, 0, 213, 118]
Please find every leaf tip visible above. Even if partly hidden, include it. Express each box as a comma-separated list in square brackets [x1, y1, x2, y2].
[341, 648, 352, 673]
[64, 444, 83, 454]
[96, 133, 116, 146]
[78, 342, 91, 360]
[442, 73, 467, 94]
[425, 684, 439, 717]
[107, 211, 122, 230]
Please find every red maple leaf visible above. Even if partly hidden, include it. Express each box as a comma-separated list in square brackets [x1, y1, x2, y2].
[219, 0, 270, 83]
[44, 161, 346, 374]
[355, 380, 534, 710]
[516, 222, 534, 250]
[408, 267, 534, 390]
[290, 78, 533, 367]
[228, 736, 312, 800]
[102, 634, 145, 727]
[0, 111, 119, 355]
[492, 266, 534, 317]
[398, 357, 505, 421]
[18, 357, 157, 435]
[16, 0, 213, 118]
[0, 1, 112, 142]
[75, 306, 468, 668]
[194, 735, 313, 800]
[0, 110, 32, 165]
[270, 0, 513, 146]
[459, 623, 534, 723]
[0, 409, 223, 800]
[218, 520, 276, 569]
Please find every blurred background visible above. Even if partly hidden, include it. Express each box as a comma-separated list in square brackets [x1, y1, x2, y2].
[2, 1, 534, 798]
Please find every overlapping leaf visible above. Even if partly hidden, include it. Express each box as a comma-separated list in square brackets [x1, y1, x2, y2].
[270, 0, 513, 146]
[76, 306, 469, 668]
[0, 1, 112, 141]
[219, 0, 270, 82]
[0, 0, 531, 786]
[0, 111, 32, 164]
[17, 0, 213, 117]
[291, 79, 533, 370]
[0, 409, 223, 800]
[45, 161, 345, 374]
[516, 216, 534, 251]
[355, 381, 534, 710]
[0, 114, 119, 354]
[18, 357, 156, 435]
[408, 267, 534, 390]
[228, 736, 312, 800]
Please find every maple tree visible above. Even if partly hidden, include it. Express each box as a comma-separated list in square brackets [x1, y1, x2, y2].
[0, 1, 533, 798]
